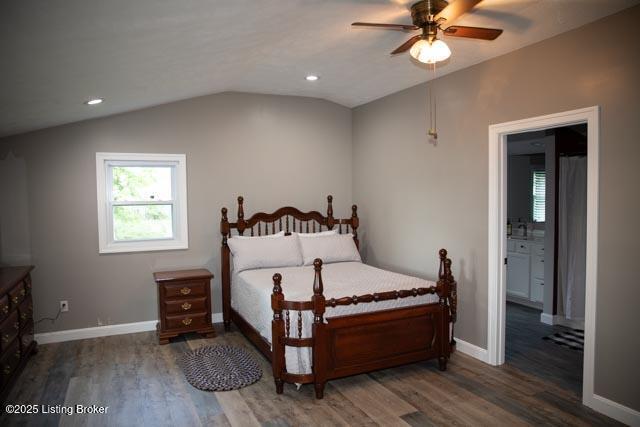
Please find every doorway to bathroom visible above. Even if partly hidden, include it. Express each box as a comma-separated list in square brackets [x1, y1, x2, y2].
[487, 107, 600, 409]
[505, 123, 587, 395]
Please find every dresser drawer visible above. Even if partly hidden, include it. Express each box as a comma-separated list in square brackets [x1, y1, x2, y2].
[163, 281, 207, 299]
[165, 296, 207, 315]
[8, 282, 26, 309]
[0, 339, 21, 387]
[0, 295, 8, 322]
[23, 275, 33, 295]
[0, 311, 20, 352]
[19, 296, 33, 329]
[165, 312, 209, 331]
[20, 324, 34, 355]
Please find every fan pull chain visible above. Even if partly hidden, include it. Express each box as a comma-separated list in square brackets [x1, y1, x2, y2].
[428, 62, 438, 140]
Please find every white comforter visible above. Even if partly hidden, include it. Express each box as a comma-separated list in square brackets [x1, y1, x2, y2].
[231, 261, 439, 374]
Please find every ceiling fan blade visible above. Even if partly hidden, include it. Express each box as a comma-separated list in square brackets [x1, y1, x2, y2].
[391, 35, 422, 55]
[435, 0, 483, 24]
[352, 22, 419, 31]
[443, 25, 503, 40]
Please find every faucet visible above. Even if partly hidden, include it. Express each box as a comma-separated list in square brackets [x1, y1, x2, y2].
[518, 223, 527, 238]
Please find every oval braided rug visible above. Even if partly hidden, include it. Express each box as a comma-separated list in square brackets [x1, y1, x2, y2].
[180, 345, 262, 391]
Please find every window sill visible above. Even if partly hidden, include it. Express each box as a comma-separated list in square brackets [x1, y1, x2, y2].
[99, 241, 188, 254]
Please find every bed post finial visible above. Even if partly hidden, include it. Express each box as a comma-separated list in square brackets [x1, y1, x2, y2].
[326, 195, 335, 230]
[237, 196, 246, 235]
[313, 259, 323, 295]
[272, 273, 282, 295]
[438, 249, 448, 279]
[351, 205, 360, 248]
[221, 207, 229, 243]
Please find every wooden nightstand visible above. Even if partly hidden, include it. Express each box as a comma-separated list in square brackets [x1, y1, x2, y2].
[154, 269, 216, 344]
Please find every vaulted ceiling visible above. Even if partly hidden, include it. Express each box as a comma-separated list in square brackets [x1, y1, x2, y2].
[1, 0, 637, 137]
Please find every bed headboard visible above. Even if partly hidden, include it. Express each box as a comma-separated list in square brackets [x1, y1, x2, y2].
[219, 195, 359, 330]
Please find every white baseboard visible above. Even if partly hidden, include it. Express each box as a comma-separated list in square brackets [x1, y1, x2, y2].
[454, 338, 490, 364]
[585, 393, 640, 426]
[539, 313, 585, 330]
[35, 313, 224, 345]
[540, 312, 554, 325]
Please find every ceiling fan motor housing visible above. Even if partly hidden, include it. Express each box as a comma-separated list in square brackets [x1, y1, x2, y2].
[411, 0, 449, 27]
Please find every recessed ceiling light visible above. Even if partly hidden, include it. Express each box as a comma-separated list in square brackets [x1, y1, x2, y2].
[305, 75, 319, 82]
[85, 98, 104, 105]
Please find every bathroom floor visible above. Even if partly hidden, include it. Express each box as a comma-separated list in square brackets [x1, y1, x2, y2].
[506, 302, 583, 396]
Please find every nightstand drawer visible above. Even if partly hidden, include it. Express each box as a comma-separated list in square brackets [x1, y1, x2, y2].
[163, 281, 207, 299]
[0, 311, 20, 351]
[165, 297, 207, 315]
[165, 312, 209, 330]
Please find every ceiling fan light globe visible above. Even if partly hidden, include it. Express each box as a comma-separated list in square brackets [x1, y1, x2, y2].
[410, 39, 451, 64]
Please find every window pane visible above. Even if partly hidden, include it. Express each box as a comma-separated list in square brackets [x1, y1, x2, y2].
[113, 205, 173, 241]
[111, 166, 173, 202]
[532, 170, 546, 222]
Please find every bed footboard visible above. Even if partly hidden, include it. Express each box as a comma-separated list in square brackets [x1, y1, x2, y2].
[271, 250, 457, 399]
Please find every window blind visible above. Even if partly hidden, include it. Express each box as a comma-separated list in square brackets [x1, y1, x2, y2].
[532, 170, 546, 222]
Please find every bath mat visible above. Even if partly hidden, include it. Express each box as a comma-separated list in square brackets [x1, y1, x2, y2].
[542, 329, 584, 351]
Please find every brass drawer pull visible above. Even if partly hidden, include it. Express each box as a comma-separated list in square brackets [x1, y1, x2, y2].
[182, 318, 193, 326]
[21, 313, 27, 321]
[20, 289, 26, 297]
[1, 305, 7, 315]
[2, 334, 9, 343]
[180, 287, 191, 295]
[12, 296, 18, 304]
[181, 302, 192, 311]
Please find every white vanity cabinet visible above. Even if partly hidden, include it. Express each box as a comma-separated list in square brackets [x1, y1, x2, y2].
[507, 252, 530, 298]
[507, 239, 545, 305]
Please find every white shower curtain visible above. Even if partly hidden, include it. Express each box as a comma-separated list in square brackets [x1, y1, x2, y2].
[557, 156, 587, 321]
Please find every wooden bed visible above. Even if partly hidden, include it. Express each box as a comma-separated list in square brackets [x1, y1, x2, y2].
[220, 196, 457, 398]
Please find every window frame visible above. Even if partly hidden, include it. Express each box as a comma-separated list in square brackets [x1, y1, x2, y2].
[96, 152, 188, 254]
[531, 168, 546, 223]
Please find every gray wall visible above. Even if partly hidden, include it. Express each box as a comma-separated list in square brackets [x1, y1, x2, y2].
[352, 6, 640, 411]
[0, 92, 353, 332]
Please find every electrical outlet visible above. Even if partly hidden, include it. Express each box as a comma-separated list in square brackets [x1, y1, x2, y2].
[60, 300, 69, 312]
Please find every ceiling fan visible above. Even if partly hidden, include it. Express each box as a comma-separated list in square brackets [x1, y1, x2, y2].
[352, 0, 503, 64]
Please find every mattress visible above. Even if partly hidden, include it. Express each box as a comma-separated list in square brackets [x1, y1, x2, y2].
[231, 261, 439, 374]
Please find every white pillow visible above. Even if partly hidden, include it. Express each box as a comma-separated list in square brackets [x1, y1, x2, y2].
[234, 230, 285, 239]
[295, 229, 337, 237]
[298, 233, 361, 266]
[227, 235, 302, 273]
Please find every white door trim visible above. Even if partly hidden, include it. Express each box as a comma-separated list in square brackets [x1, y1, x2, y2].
[487, 106, 599, 406]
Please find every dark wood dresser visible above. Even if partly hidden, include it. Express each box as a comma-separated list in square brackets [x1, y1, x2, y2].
[154, 269, 216, 344]
[0, 266, 36, 401]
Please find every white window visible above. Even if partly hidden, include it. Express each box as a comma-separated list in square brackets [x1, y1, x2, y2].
[96, 153, 188, 253]
[532, 170, 546, 223]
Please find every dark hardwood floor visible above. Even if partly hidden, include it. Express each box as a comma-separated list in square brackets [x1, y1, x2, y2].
[1, 322, 617, 426]
[506, 302, 583, 396]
